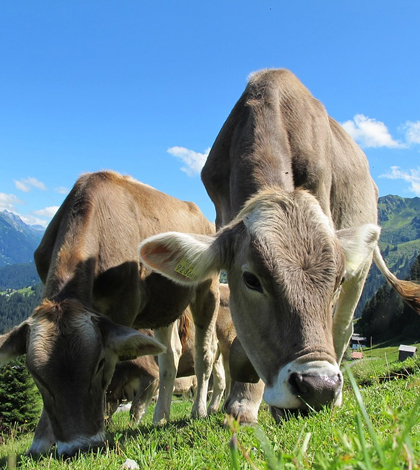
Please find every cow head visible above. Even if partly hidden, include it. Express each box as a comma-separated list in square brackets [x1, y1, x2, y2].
[0, 298, 165, 456]
[139, 188, 379, 414]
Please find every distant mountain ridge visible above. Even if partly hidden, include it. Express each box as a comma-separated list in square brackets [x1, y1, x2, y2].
[0, 210, 44, 267]
[0, 197, 419, 317]
[378, 195, 420, 245]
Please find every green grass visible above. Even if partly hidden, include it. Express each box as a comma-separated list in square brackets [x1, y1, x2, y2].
[0, 287, 34, 296]
[2, 359, 420, 469]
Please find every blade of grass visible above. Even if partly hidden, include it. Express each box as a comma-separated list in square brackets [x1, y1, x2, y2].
[356, 412, 373, 470]
[344, 364, 387, 466]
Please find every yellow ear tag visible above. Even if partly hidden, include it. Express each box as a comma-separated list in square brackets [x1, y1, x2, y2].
[175, 257, 199, 280]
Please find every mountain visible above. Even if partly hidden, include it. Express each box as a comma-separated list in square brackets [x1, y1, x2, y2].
[0, 210, 44, 268]
[356, 195, 420, 317]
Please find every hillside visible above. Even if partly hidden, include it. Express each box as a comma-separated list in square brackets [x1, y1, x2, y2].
[0, 262, 40, 291]
[0, 284, 42, 334]
[356, 195, 420, 317]
[0, 211, 44, 267]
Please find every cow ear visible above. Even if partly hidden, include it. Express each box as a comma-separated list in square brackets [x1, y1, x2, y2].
[336, 224, 380, 277]
[98, 319, 166, 360]
[139, 232, 221, 285]
[0, 321, 30, 365]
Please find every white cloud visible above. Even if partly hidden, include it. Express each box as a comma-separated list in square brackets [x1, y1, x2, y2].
[33, 206, 59, 218]
[341, 114, 404, 148]
[19, 214, 50, 228]
[167, 146, 210, 176]
[55, 186, 69, 195]
[14, 177, 47, 192]
[380, 166, 420, 196]
[0, 192, 23, 211]
[404, 121, 420, 145]
[14, 180, 31, 192]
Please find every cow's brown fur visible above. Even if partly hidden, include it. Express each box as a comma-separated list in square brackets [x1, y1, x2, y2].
[0, 170, 219, 456]
[139, 69, 420, 423]
[199, 69, 420, 418]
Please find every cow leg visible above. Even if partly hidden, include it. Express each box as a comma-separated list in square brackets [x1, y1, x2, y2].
[27, 407, 56, 455]
[189, 278, 219, 418]
[153, 323, 181, 425]
[224, 380, 264, 424]
[333, 261, 371, 365]
[208, 348, 226, 414]
[130, 376, 159, 424]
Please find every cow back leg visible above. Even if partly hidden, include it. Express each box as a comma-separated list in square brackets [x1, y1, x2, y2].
[189, 278, 219, 418]
[333, 260, 371, 365]
[208, 347, 226, 414]
[153, 323, 181, 425]
[130, 375, 159, 424]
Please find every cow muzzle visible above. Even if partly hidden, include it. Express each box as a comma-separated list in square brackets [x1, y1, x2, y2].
[263, 360, 343, 414]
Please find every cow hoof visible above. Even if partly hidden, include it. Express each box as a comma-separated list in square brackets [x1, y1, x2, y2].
[191, 409, 207, 419]
[153, 417, 167, 426]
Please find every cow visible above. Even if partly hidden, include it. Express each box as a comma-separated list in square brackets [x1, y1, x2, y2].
[0, 170, 219, 456]
[138, 69, 420, 422]
[106, 284, 232, 423]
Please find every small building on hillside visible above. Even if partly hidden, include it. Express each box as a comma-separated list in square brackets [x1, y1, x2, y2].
[398, 345, 417, 361]
[351, 351, 363, 360]
[350, 334, 367, 349]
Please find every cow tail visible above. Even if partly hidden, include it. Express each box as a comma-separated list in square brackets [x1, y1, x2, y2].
[373, 245, 420, 313]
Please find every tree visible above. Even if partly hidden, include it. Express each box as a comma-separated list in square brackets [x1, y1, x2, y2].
[0, 356, 41, 433]
[356, 253, 420, 342]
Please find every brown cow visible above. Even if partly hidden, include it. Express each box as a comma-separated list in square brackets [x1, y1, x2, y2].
[139, 69, 420, 422]
[0, 171, 219, 456]
[106, 284, 232, 423]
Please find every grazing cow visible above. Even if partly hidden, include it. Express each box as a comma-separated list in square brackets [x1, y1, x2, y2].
[0, 171, 219, 456]
[139, 69, 420, 421]
[107, 284, 232, 423]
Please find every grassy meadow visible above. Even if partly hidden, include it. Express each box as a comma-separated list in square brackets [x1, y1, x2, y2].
[1, 347, 420, 469]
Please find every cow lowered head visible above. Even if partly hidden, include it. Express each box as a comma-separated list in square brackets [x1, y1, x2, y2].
[139, 188, 380, 413]
[0, 298, 165, 457]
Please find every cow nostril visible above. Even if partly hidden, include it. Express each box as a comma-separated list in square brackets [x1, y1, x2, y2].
[288, 372, 309, 395]
[288, 372, 341, 409]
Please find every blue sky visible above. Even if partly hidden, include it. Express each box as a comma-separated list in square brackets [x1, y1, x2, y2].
[1, 1, 419, 227]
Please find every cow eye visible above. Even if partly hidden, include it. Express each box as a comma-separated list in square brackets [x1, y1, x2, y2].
[242, 271, 263, 293]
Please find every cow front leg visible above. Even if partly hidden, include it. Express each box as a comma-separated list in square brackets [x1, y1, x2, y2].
[333, 261, 371, 365]
[224, 380, 264, 424]
[190, 278, 219, 418]
[153, 323, 181, 425]
[27, 407, 56, 455]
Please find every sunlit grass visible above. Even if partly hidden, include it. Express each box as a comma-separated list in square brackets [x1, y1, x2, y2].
[2, 357, 420, 468]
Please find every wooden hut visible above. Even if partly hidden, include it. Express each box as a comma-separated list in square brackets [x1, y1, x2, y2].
[398, 345, 417, 361]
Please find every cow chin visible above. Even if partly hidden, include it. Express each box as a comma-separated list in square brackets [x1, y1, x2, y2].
[56, 432, 106, 458]
[263, 360, 343, 416]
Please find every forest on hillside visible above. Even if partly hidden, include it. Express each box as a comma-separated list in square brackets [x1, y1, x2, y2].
[0, 284, 42, 334]
[0, 262, 40, 291]
[356, 253, 420, 342]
